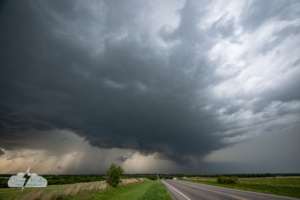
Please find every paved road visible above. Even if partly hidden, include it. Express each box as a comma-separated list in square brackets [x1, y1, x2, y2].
[161, 179, 299, 200]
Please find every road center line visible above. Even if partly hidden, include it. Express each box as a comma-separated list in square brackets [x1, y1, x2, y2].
[162, 180, 191, 200]
[178, 181, 248, 200]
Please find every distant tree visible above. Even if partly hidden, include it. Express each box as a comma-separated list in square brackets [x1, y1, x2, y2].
[106, 163, 124, 187]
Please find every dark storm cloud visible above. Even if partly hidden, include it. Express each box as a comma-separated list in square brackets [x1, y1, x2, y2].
[0, 109, 56, 134]
[1, 0, 300, 169]
[0, 0, 222, 163]
[117, 155, 133, 163]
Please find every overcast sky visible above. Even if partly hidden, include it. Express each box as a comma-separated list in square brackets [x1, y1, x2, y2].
[0, 0, 300, 174]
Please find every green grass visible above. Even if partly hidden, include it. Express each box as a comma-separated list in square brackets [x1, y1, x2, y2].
[0, 180, 172, 200]
[0, 181, 107, 200]
[0, 175, 160, 188]
[184, 177, 300, 198]
[78, 180, 172, 200]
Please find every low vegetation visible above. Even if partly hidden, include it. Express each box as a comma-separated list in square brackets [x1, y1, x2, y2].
[1, 172, 299, 199]
[1, 163, 170, 199]
[0, 174, 160, 188]
[89, 180, 172, 200]
[217, 176, 239, 184]
[184, 177, 300, 198]
[0, 175, 106, 188]
[0, 179, 172, 200]
[0, 180, 106, 200]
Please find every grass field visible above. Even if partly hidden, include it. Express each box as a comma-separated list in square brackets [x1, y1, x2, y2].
[0, 174, 160, 188]
[185, 177, 300, 198]
[0, 179, 172, 200]
[84, 180, 172, 200]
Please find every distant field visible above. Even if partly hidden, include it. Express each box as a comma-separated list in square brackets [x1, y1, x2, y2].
[185, 177, 300, 198]
[0, 174, 106, 188]
[0, 174, 159, 188]
[0, 179, 172, 200]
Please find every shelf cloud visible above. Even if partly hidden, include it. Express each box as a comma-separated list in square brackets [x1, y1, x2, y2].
[0, 0, 299, 173]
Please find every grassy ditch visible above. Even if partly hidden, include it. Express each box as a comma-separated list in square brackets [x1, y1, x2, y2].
[184, 177, 300, 198]
[0, 179, 172, 200]
[89, 180, 172, 200]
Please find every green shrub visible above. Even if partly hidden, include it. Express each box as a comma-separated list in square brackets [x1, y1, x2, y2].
[217, 176, 239, 184]
[148, 176, 157, 180]
[106, 163, 124, 187]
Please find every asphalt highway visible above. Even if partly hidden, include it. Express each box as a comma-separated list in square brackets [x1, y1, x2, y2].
[161, 179, 299, 200]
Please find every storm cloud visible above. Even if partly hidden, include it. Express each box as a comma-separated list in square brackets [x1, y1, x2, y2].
[0, 0, 299, 173]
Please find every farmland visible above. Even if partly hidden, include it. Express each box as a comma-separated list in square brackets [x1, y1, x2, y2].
[1, 174, 300, 199]
[184, 176, 300, 198]
[0, 179, 172, 200]
[0, 174, 158, 188]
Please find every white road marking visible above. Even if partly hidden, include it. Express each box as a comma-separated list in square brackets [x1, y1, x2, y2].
[180, 180, 299, 200]
[178, 181, 247, 200]
[162, 180, 191, 200]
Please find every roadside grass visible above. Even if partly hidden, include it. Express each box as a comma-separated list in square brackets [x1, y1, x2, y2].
[80, 180, 172, 200]
[140, 180, 173, 200]
[0, 181, 106, 200]
[184, 177, 300, 198]
[0, 179, 172, 200]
